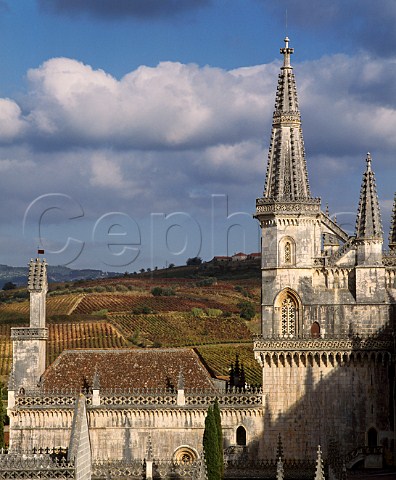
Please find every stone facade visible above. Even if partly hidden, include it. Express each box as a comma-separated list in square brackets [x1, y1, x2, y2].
[254, 38, 396, 462]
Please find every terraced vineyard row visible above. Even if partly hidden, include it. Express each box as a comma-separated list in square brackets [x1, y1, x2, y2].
[195, 344, 262, 386]
[0, 294, 84, 317]
[74, 294, 231, 314]
[110, 312, 252, 347]
[46, 322, 128, 363]
[0, 325, 12, 380]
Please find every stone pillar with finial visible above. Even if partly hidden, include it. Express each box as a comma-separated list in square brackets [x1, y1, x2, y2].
[276, 457, 284, 480]
[92, 369, 100, 406]
[177, 370, 185, 406]
[314, 445, 325, 480]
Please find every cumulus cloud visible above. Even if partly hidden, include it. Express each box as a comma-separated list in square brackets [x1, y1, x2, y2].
[1, 50, 396, 267]
[24, 57, 274, 150]
[38, 0, 211, 19]
[0, 99, 27, 142]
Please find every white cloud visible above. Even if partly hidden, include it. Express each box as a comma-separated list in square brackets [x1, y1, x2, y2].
[0, 99, 26, 141]
[0, 51, 396, 267]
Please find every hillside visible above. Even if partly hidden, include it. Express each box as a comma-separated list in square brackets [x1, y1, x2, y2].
[0, 263, 262, 386]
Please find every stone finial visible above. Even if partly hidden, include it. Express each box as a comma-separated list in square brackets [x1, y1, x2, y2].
[276, 457, 284, 480]
[280, 36, 294, 68]
[355, 153, 383, 240]
[28, 258, 48, 293]
[92, 368, 100, 390]
[389, 192, 396, 250]
[178, 369, 185, 390]
[314, 445, 325, 480]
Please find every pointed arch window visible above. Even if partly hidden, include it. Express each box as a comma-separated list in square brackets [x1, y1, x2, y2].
[279, 237, 296, 266]
[281, 296, 296, 337]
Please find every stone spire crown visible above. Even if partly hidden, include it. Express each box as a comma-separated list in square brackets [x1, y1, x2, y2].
[355, 153, 383, 240]
[263, 37, 312, 201]
[389, 192, 396, 250]
[28, 258, 48, 293]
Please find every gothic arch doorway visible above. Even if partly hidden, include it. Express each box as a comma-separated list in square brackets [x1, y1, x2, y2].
[236, 426, 247, 446]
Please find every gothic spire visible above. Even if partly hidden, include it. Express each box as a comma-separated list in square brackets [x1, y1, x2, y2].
[263, 37, 311, 200]
[355, 153, 383, 240]
[389, 192, 396, 250]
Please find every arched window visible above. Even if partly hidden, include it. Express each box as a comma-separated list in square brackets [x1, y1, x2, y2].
[236, 426, 246, 446]
[284, 241, 291, 264]
[311, 322, 320, 338]
[275, 289, 301, 338]
[368, 428, 378, 448]
[281, 296, 296, 337]
[279, 237, 296, 266]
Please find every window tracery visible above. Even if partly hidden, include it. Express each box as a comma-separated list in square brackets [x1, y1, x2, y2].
[281, 296, 296, 337]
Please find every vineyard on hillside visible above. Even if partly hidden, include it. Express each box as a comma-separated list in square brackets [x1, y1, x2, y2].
[73, 293, 236, 315]
[46, 321, 129, 364]
[109, 312, 252, 347]
[0, 269, 262, 384]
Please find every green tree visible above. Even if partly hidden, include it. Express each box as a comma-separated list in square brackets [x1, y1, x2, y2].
[203, 406, 221, 480]
[186, 256, 202, 266]
[213, 399, 224, 477]
[237, 300, 256, 320]
[2, 282, 16, 291]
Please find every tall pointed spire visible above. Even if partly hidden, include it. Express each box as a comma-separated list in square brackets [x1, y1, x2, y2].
[263, 37, 311, 200]
[389, 192, 396, 250]
[355, 153, 383, 240]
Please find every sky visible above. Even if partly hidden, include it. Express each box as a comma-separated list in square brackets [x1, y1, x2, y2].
[0, 0, 395, 272]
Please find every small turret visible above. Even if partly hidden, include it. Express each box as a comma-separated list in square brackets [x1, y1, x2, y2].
[11, 258, 48, 390]
[28, 258, 48, 328]
[355, 153, 383, 265]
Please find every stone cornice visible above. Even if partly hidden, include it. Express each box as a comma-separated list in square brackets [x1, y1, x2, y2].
[255, 198, 321, 216]
[11, 327, 48, 340]
[253, 336, 393, 353]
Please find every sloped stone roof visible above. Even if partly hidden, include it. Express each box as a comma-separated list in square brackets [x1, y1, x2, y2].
[42, 348, 216, 391]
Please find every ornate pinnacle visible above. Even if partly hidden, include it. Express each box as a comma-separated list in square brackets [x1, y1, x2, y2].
[280, 37, 294, 68]
[28, 258, 48, 293]
[355, 153, 383, 240]
[314, 445, 325, 480]
[276, 457, 284, 480]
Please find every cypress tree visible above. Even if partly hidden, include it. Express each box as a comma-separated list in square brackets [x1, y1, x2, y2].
[213, 399, 223, 477]
[203, 406, 221, 480]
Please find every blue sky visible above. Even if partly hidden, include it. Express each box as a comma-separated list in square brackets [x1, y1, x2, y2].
[0, 0, 395, 271]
